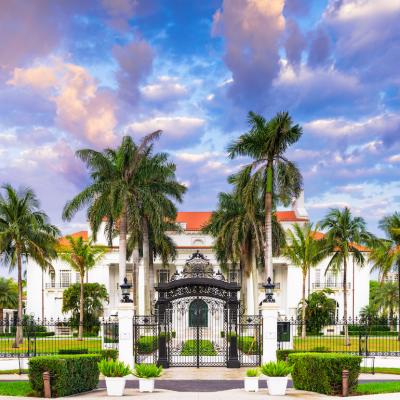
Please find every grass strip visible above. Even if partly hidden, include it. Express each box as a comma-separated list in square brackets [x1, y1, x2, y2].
[356, 381, 400, 395]
[361, 367, 400, 375]
[0, 381, 33, 396]
[0, 369, 28, 375]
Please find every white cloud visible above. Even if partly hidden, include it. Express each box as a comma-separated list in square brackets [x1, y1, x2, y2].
[388, 154, 400, 163]
[304, 113, 400, 138]
[141, 76, 187, 102]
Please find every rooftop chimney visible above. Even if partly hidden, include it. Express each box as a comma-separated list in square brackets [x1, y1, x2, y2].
[292, 190, 308, 219]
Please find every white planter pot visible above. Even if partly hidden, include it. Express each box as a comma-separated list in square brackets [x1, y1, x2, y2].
[244, 376, 259, 392]
[139, 378, 155, 392]
[266, 376, 288, 396]
[105, 377, 126, 396]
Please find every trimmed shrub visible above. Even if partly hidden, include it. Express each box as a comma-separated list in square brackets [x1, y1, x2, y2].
[100, 349, 118, 360]
[29, 354, 101, 397]
[58, 348, 88, 355]
[180, 340, 217, 356]
[238, 336, 261, 354]
[137, 336, 158, 354]
[276, 348, 329, 362]
[289, 353, 361, 395]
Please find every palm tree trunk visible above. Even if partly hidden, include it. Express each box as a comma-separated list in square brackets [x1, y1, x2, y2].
[149, 241, 155, 314]
[142, 217, 150, 314]
[343, 258, 350, 346]
[397, 263, 400, 341]
[0, 308, 4, 334]
[301, 271, 307, 339]
[118, 200, 128, 288]
[264, 160, 273, 284]
[78, 272, 84, 341]
[389, 308, 394, 332]
[14, 246, 23, 346]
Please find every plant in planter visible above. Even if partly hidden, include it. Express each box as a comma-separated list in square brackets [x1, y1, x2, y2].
[261, 361, 292, 396]
[98, 359, 131, 396]
[133, 363, 163, 393]
[244, 368, 260, 392]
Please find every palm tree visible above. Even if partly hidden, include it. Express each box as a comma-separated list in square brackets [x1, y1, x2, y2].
[0, 278, 18, 333]
[203, 190, 285, 312]
[319, 207, 373, 346]
[63, 132, 161, 290]
[370, 212, 400, 338]
[283, 223, 325, 338]
[374, 282, 399, 331]
[228, 111, 303, 289]
[126, 152, 186, 313]
[0, 185, 60, 345]
[58, 235, 106, 340]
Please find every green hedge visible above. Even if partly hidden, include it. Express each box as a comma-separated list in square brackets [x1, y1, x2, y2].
[29, 354, 100, 397]
[277, 348, 329, 362]
[58, 348, 88, 355]
[289, 353, 361, 395]
[181, 340, 217, 356]
[238, 336, 261, 354]
[99, 349, 118, 360]
[136, 336, 158, 354]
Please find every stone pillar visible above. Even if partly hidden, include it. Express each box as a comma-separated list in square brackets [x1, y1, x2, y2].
[117, 303, 135, 369]
[260, 303, 280, 364]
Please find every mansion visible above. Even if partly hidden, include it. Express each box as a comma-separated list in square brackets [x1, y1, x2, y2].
[26, 193, 371, 320]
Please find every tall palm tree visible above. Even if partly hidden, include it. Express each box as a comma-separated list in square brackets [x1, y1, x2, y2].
[0, 185, 60, 345]
[58, 235, 106, 340]
[374, 282, 399, 331]
[228, 111, 303, 289]
[371, 212, 400, 338]
[0, 277, 18, 333]
[203, 190, 285, 311]
[283, 223, 325, 338]
[126, 152, 186, 313]
[63, 132, 161, 290]
[319, 207, 373, 346]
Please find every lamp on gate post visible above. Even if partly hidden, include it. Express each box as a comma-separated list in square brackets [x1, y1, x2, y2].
[262, 277, 275, 303]
[120, 277, 133, 303]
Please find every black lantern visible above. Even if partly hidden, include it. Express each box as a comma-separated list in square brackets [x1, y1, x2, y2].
[263, 277, 275, 303]
[120, 277, 133, 303]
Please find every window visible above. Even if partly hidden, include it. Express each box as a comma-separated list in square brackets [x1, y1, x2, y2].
[158, 269, 170, 284]
[50, 271, 55, 288]
[75, 272, 81, 283]
[59, 270, 71, 288]
[315, 269, 321, 287]
[189, 299, 208, 327]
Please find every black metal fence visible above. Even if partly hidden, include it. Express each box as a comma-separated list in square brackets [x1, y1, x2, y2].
[277, 316, 400, 356]
[0, 318, 118, 358]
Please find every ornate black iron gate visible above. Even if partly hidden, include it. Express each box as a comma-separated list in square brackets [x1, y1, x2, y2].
[132, 251, 262, 368]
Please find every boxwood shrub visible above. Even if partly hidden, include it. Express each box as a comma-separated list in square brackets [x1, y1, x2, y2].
[238, 336, 261, 354]
[276, 348, 329, 362]
[136, 336, 158, 354]
[58, 348, 88, 355]
[289, 353, 361, 395]
[29, 354, 101, 397]
[100, 349, 118, 360]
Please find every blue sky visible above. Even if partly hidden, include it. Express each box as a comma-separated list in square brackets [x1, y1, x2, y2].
[0, 0, 399, 240]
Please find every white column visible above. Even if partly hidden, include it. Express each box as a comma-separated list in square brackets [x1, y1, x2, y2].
[246, 272, 255, 315]
[117, 303, 135, 369]
[137, 259, 145, 315]
[260, 302, 280, 364]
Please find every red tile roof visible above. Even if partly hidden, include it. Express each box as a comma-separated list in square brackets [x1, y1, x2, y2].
[175, 211, 308, 231]
[58, 231, 88, 247]
[311, 231, 369, 252]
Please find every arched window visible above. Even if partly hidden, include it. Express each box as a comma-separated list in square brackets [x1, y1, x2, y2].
[189, 299, 208, 327]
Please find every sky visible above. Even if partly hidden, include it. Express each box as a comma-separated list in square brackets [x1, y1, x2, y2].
[0, 0, 399, 240]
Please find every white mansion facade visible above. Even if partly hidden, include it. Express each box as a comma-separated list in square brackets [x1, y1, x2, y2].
[26, 194, 371, 320]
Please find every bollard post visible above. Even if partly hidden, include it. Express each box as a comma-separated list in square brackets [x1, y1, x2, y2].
[43, 371, 51, 398]
[342, 369, 349, 397]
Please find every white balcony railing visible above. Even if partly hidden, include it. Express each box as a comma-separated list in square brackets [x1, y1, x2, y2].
[312, 282, 351, 290]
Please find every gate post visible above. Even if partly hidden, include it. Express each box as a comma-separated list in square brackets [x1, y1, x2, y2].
[260, 303, 279, 364]
[117, 303, 135, 369]
[227, 298, 240, 368]
[157, 299, 169, 368]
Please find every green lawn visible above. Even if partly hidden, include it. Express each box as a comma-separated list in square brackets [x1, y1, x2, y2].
[356, 381, 400, 395]
[0, 337, 102, 355]
[361, 367, 400, 375]
[293, 336, 400, 353]
[0, 382, 33, 396]
[0, 369, 28, 375]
